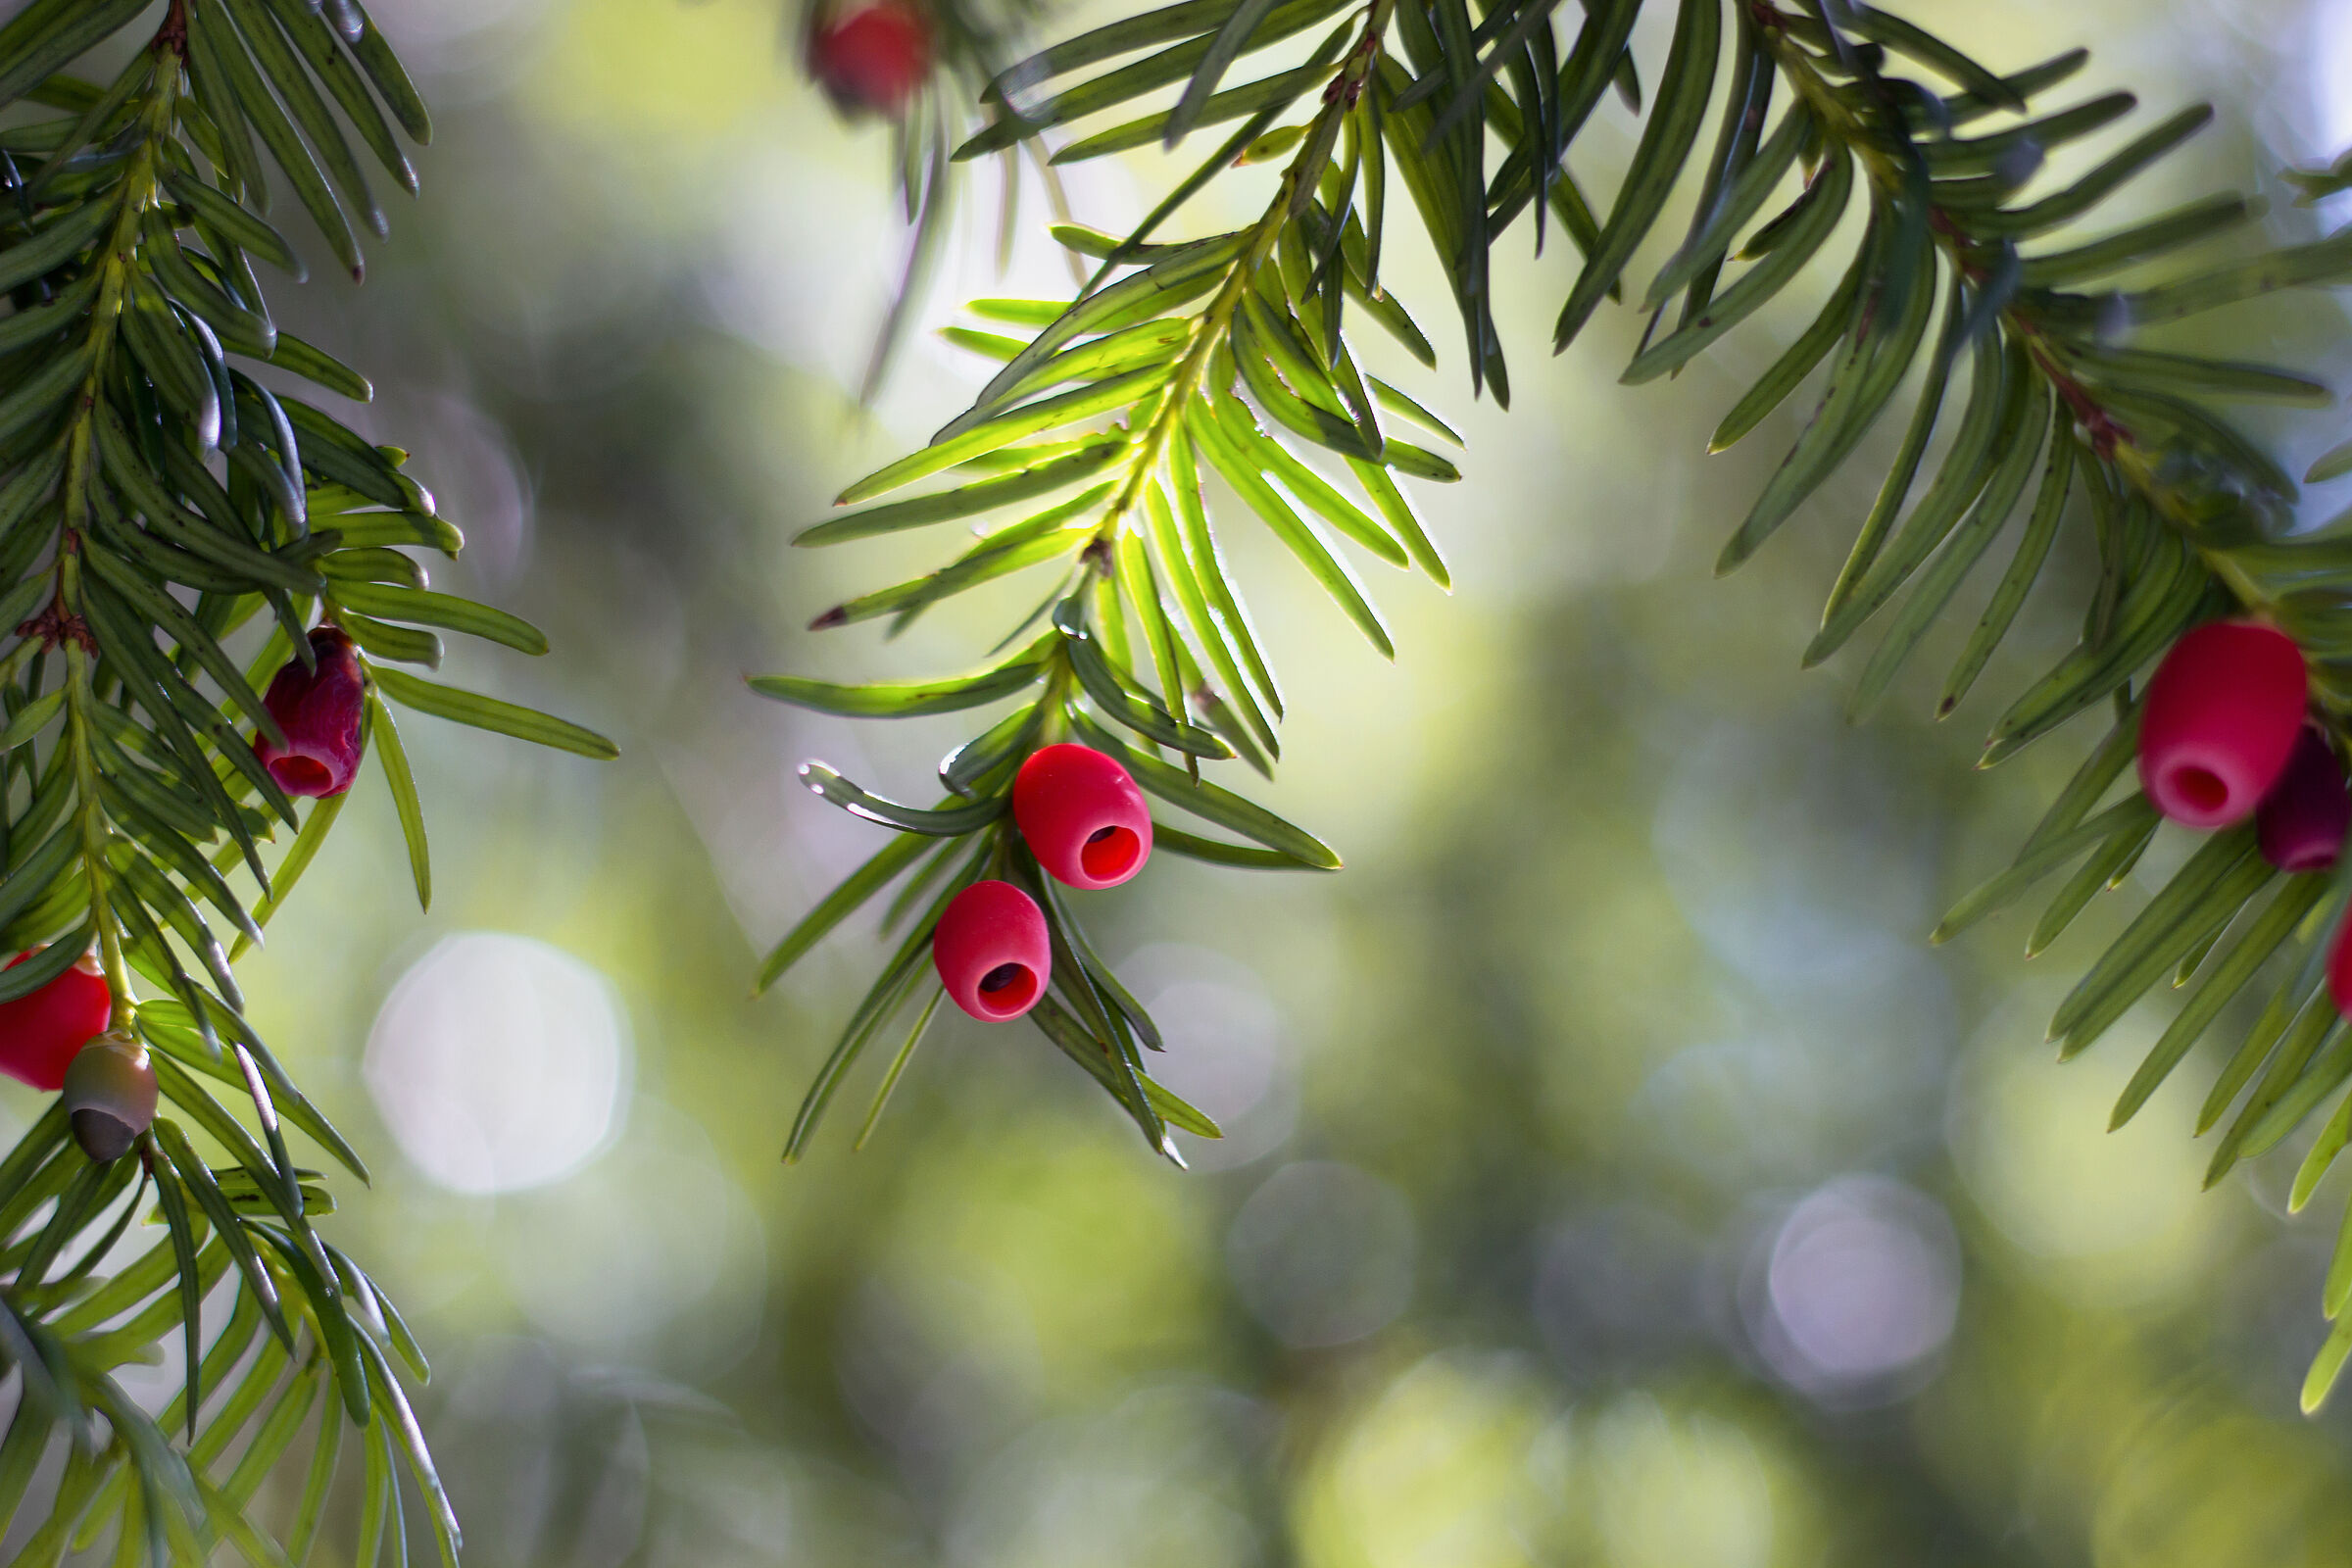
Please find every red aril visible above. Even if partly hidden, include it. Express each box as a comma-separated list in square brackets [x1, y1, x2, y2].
[808, 0, 933, 118]
[2136, 620, 2306, 829]
[933, 879, 1050, 1021]
[0, 950, 111, 1092]
[1012, 744, 1152, 891]
[255, 626, 367, 799]
[2258, 724, 2349, 874]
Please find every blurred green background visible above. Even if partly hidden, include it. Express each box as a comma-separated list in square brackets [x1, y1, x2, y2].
[22, 0, 2352, 1560]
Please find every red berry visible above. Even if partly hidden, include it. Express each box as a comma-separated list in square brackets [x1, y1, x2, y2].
[1012, 744, 1152, 890]
[255, 626, 367, 799]
[0, 951, 111, 1092]
[61, 1032, 155, 1162]
[2258, 724, 2349, 874]
[2330, 913, 2352, 1020]
[808, 0, 933, 118]
[933, 880, 1050, 1021]
[2136, 619, 2307, 828]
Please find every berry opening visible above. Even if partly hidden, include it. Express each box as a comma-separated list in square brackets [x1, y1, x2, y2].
[1081, 825, 1141, 881]
[271, 756, 334, 794]
[2171, 764, 2230, 816]
[976, 962, 1037, 1011]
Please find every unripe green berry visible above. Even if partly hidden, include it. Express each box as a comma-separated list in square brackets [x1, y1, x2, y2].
[61, 1031, 156, 1163]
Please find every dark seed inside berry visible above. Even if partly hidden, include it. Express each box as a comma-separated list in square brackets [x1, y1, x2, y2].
[979, 962, 1025, 995]
[71, 1109, 134, 1164]
[1086, 826, 1118, 844]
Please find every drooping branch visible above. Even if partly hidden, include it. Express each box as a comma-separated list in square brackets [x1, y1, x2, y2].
[760, 0, 2352, 1416]
[0, 1, 617, 1557]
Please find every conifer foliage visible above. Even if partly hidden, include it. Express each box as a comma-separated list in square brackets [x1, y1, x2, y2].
[761, 0, 2352, 1407]
[0, 0, 614, 1559]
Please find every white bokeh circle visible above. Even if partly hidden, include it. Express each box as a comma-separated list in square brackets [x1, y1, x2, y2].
[366, 933, 630, 1195]
[1755, 1175, 1960, 1401]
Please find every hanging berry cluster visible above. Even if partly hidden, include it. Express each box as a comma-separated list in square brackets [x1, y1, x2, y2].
[0, 623, 372, 1162]
[932, 743, 1154, 1020]
[2135, 623, 2352, 1007]
[0, 2, 616, 1559]
[0, 952, 156, 1161]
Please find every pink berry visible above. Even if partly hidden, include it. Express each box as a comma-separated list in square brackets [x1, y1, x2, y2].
[1012, 744, 1152, 890]
[255, 626, 366, 799]
[933, 880, 1050, 1021]
[808, 0, 933, 118]
[2136, 619, 2307, 829]
[0, 950, 111, 1093]
[2258, 725, 2349, 874]
[61, 1032, 155, 1162]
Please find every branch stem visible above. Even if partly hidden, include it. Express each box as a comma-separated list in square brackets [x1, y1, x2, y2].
[1090, 0, 1395, 563]
[1756, 11, 2286, 631]
[42, 23, 186, 1014]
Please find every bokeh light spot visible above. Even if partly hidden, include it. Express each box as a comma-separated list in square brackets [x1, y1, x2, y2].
[1228, 1162, 1413, 1347]
[1127, 944, 1296, 1170]
[1589, 1396, 1778, 1568]
[500, 1103, 764, 1362]
[366, 932, 630, 1196]
[1755, 1175, 1960, 1403]
[1298, 1353, 1553, 1568]
[1949, 1011, 2226, 1302]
